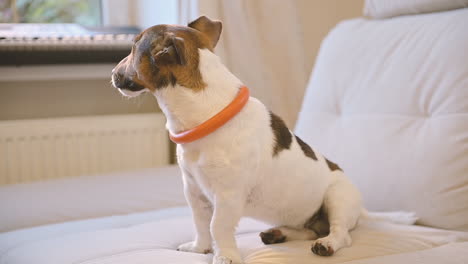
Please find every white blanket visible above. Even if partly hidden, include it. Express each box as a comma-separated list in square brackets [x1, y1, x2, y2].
[2, 207, 468, 264]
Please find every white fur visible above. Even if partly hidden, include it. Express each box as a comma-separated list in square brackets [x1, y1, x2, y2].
[116, 87, 149, 97]
[151, 49, 361, 264]
[120, 49, 414, 264]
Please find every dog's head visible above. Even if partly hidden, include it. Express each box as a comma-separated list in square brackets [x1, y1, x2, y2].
[111, 16, 222, 96]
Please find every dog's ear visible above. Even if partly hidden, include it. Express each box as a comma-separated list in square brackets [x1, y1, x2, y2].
[151, 33, 186, 67]
[188, 16, 222, 48]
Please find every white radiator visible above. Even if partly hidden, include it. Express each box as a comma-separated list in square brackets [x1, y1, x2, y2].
[0, 113, 170, 185]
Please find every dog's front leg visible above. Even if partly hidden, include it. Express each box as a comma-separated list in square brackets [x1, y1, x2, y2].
[211, 191, 244, 264]
[177, 170, 214, 254]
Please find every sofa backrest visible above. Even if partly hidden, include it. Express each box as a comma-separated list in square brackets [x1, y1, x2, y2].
[295, 7, 468, 231]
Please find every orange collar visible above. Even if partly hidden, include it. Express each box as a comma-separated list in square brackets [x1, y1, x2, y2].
[169, 86, 250, 144]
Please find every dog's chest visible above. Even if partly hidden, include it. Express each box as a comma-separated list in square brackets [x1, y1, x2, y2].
[178, 145, 233, 200]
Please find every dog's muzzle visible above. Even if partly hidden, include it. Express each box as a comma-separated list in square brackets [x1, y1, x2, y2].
[111, 72, 146, 92]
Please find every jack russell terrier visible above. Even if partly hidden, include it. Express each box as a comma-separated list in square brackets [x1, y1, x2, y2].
[111, 16, 416, 264]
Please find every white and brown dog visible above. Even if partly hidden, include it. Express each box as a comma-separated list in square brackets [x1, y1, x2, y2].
[112, 16, 416, 264]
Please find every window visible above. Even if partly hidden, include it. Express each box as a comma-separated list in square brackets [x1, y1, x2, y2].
[0, 0, 102, 26]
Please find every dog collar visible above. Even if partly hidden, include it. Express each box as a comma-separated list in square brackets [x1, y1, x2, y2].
[169, 86, 250, 144]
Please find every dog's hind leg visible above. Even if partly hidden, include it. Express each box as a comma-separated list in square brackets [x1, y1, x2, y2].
[260, 226, 318, 244]
[311, 172, 362, 256]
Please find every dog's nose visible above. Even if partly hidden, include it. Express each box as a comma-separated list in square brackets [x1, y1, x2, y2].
[112, 72, 124, 87]
[114, 73, 123, 82]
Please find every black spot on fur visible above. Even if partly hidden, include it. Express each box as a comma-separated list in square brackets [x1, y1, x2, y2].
[295, 135, 318, 160]
[269, 111, 292, 156]
[312, 241, 334, 256]
[260, 229, 286, 244]
[120, 77, 146, 91]
[325, 158, 342, 172]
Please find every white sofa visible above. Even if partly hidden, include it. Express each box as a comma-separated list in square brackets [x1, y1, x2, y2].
[1, 2, 468, 264]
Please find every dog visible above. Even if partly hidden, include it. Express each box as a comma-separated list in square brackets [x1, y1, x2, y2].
[111, 16, 416, 264]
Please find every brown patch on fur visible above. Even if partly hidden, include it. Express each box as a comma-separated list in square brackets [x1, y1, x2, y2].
[112, 16, 223, 93]
[202, 248, 213, 254]
[269, 111, 292, 157]
[188, 16, 222, 48]
[325, 158, 343, 172]
[295, 135, 318, 161]
[304, 206, 330, 237]
[139, 25, 209, 91]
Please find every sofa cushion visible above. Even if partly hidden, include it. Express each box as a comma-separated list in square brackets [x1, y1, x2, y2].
[1, 207, 468, 264]
[0, 165, 186, 232]
[295, 8, 468, 231]
[342, 242, 468, 264]
[364, 0, 468, 18]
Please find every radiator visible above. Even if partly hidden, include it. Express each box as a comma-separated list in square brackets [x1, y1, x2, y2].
[0, 113, 170, 185]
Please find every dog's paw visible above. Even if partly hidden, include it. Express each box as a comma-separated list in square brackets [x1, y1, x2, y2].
[177, 241, 212, 254]
[212, 256, 233, 264]
[311, 239, 335, 256]
[259, 228, 286, 244]
[212, 249, 243, 264]
[212, 255, 243, 264]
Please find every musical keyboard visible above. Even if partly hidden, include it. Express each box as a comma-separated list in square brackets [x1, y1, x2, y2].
[0, 24, 140, 65]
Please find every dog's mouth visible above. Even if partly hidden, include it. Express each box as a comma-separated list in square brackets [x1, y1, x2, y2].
[111, 73, 148, 97]
[111, 73, 146, 91]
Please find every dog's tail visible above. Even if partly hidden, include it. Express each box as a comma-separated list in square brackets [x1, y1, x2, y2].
[360, 209, 418, 225]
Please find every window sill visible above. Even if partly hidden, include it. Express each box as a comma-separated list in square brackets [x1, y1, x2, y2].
[0, 64, 114, 82]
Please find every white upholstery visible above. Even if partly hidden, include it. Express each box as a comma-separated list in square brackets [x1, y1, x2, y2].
[364, 0, 468, 18]
[295, 8, 468, 231]
[0, 166, 185, 232]
[342, 242, 468, 264]
[1, 207, 468, 264]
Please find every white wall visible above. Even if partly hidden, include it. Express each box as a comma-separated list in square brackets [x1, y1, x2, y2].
[135, 0, 179, 28]
[102, 0, 179, 28]
[297, 0, 364, 74]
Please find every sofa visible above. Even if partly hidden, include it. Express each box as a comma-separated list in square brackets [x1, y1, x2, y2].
[1, 1, 468, 263]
